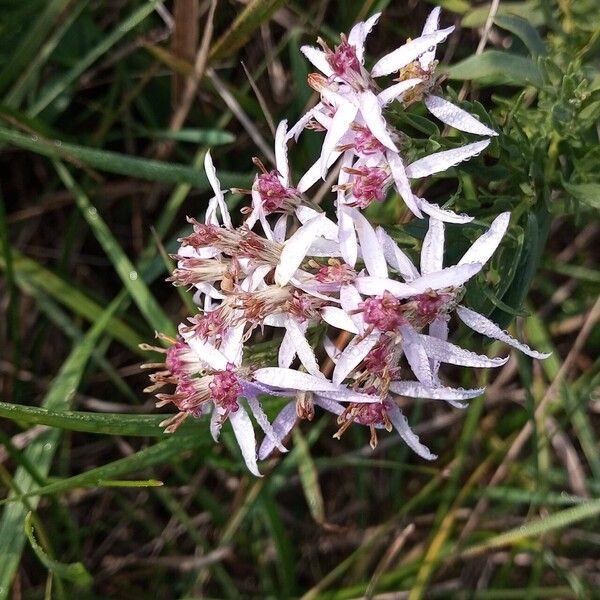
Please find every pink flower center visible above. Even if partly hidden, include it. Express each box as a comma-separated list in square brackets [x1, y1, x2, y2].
[330, 40, 361, 78]
[362, 339, 392, 375]
[257, 172, 297, 214]
[315, 262, 356, 284]
[351, 167, 388, 208]
[193, 310, 227, 341]
[209, 363, 242, 413]
[360, 292, 406, 332]
[353, 127, 385, 155]
[415, 293, 446, 318]
[352, 401, 387, 426]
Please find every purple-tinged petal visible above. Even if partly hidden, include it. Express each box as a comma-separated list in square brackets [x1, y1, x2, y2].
[313, 395, 345, 416]
[375, 226, 420, 282]
[323, 336, 341, 363]
[340, 284, 365, 330]
[348, 12, 381, 62]
[351, 208, 388, 278]
[428, 314, 449, 384]
[389, 380, 484, 401]
[400, 324, 434, 387]
[273, 214, 288, 243]
[321, 306, 360, 334]
[387, 402, 437, 460]
[406, 139, 491, 179]
[386, 151, 423, 217]
[358, 91, 398, 151]
[318, 388, 381, 404]
[418, 334, 509, 368]
[274, 119, 290, 185]
[254, 368, 339, 392]
[371, 27, 455, 77]
[246, 396, 287, 453]
[275, 214, 326, 285]
[300, 45, 334, 76]
[378, 78, 422, 106]
[258, 401, 297, 460]
[458, 212, 510, 268]
[420, 218, 444, 275]
[229, 407, 261, 477]
[424, 94, 498, 137]
[416, 197, 474, 224]
[456, 305, 551, 359]
[333, 334, 379, 385]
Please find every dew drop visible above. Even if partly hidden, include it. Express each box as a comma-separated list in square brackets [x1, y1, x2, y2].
[44, 443, 52, 451]
[428, 46, 435, 52]
[88, 207, 97, 219]
[31, 135, 39, 142]
[129, 271, 138, 281]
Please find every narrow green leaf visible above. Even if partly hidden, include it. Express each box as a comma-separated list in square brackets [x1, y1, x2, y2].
[462, 1, 544, 29]
[140, 127, 235, 145]
[494, 14, 547, 57]
[53, 159, 176, 337]
[0, 126, 249, 188]
[24, 513, 93, 589]
[446, 51, 544, 88]
[562, 182, 600, 209]
[293, 429, 325, 525]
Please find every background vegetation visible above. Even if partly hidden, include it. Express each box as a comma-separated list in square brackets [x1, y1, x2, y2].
[0, 0, 599, 598]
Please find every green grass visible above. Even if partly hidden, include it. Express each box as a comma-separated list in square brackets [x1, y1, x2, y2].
[0, 1, 599, 598]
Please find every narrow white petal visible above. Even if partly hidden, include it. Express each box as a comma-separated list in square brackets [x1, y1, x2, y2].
[351, 208, 388, 278]
[389, 380, 484, 400]
[254, 368, 339, 392]
[456, 305, 551, 359]
[418, 334, 509, 368]
[417, 197, 474, 224]
[210, 406, 224, 442]
[278, 329, 296, 368]
[354, 276, 418, 298]
[428, 314, 449, 384]
[246, 396, 287, 453]
[313, 395, 345, 416]
[300, 45, 333, 76]
[358, 91, 398, 151]
[338, 204, 358, 267]
[287, 102, 323, 141]
[229, 407, 261, 477]
[321, 306, 360, 333]
[273, 214, 288, 243]
[387, 402, 436, 460]
[306, 237, 343, 257]
[340, 284, 365, 331]
[298, 151, 341, 193]
[408, 262, 482, 292]
[187, 337, 228, 371]
[386, 151, 423, 217]
[258, 401, 297, 460]
[220, 323, 245, 365]
[400, 324, 434, 387]
[320, 102, 358, 178]
[406, 140, 491, 179]
[371, 27, 455, 77]
[420, 218, 444, 275]
[375, 227, 420, 281]
[378, 78, 422, 106]
[275, 214, 325, 285]
[319, 388, 381, 404]
[263, 314, 287, 327]
[333, 334, 379, 385]
[348, 12, 381, 62]
[204, 151, 232, 229]
[323, 336, 341, 363]
[285, 317, 323, 378]
[459, 212, 510, 268]
[296, 206, 338, 241]
[425, 95, 498, 137]
[274, 119, 290, 185]
[419, 7, 442, 68]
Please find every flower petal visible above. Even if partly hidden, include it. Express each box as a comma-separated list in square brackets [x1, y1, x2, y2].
[313, 395, 345, 416]
[348, 12, 381, 62]
[351, 208, 388, 278]
[229, 407, 261, 477]
[321, 306, 360, 333]
[456, 305, 551, 359]
[386, 151, 423, 218]
[187, 336, 228, 371]
[417, 197, 473, 224]
[258, 401, 297, 460]
[274, 119, 290, 185]
[296, 206, 338, 241]
[400, 324, 434, 387]
[378, 78, 422, 106]
[246, 396, 287, 453]
[375, 226, 420, 281]
[323, 336, 341, 363]
[279, 328, 296, 368]
[424, 94, 498, 137]
[275, 214, 326, 285]
[298, 150, 342, 192]
[405, 139, 491, 179]
[418, 334, 509, 368]
[287, 102, 323, 141]
[300, 45, 333, 76]
[419, 7, 441, 68]
[354, 276, 419, 298]
[338, 203, 358, 267]
[387, 402, 437, 460]
[358, 91, 398, 151]
[420, 218, 444, 275]
[254, 368, 339, 392]
[333, 333, 379, 385]
[458, 211, 510, 267]
[340, 284, 365, 330]
[320, 102, 358, 178]
[408, 262, 482, 292]
[389, 380, 484, 401]
[285, 317, 324, 378]
[428, 314, 449, 384]
[371, 27, 454, 77]
[204, 151, 232, 229]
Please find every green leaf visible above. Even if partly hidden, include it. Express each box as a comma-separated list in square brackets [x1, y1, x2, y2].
[53, 159, 176, 337]
[24, 513, 93, 588]
[494, 14, 547, 57]
[0, 126, 249, 189]
[562, 182, 600, 209]
[293, 429, 325, 525]
[446, 51, 544, 88]
[462, 1, 544, 29]
[140, 127, 235, 145]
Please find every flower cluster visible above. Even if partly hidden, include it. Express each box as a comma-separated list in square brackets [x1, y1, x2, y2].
[142, 9, 549, 475]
